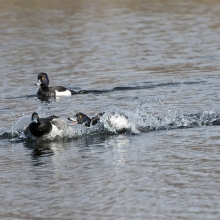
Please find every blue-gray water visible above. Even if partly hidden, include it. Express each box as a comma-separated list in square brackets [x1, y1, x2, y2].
[1, 0, 220, 219]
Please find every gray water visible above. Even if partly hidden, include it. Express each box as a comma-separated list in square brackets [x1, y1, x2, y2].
[1, 0, 220, 219]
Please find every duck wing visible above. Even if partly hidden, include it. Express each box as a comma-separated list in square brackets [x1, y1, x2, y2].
[46, 115, 59, 121]
[91, 112, 105, 126]
[52, 86, 68, 92]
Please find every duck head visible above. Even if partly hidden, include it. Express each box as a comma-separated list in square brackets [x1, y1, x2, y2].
[68, 113, 91, 127]
[35, 72, 49, 87]
[31, 112, 40, 124]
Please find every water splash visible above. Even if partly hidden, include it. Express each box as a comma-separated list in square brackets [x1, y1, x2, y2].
[1, 104, 220, 142]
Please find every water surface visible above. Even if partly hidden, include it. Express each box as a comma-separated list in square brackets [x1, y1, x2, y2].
[0, 0, 220, 219]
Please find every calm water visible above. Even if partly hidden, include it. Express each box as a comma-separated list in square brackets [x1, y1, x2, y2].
[1, 0, 220, 219]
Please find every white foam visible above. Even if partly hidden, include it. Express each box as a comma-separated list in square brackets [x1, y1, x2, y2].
[100, 111, 140, 134]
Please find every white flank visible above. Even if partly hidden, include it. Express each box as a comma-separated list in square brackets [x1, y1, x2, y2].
[55, 90, 71, 97]
[48, 124, 64, 137]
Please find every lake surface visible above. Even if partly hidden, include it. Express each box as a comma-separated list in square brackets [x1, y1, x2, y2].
[1, 0, 220, 219]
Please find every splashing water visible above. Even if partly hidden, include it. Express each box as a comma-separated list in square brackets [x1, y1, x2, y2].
[1, 103, 220, 142]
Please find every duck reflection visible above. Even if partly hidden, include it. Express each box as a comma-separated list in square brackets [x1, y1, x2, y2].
[23, 141, 60, 166]
[22, 133, 131, 169]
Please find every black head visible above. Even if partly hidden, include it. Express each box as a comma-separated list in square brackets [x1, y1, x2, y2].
[35, 72, 49, 87]
[68, 113, 91, 127]
[31, 112, 40, 124]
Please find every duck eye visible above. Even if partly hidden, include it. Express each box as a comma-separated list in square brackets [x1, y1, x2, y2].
[42, 77, 44, 80]
[79, 115, 82, 118]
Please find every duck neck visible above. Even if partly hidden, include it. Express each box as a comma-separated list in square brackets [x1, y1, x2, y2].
[40, 85, 49, 91]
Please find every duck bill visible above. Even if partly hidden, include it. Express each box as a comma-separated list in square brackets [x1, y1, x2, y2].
[68, 117, 78, 125]
[35, 79, 41, 86]
[33, 118, 38, 123]
[32, 116, 39, 123]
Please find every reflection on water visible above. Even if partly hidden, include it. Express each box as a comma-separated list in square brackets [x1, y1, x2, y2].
[23, 141, 55, 166]
[22, 134, 131, 167]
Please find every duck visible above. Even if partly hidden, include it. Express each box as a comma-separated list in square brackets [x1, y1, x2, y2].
[68, 111, 139, 134]
[68, 112, 104, 127]
[24, 112, 68, 138]
[35, 72, 72, 98]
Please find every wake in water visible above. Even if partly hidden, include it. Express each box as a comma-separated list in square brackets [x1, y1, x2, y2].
[1, 103, 220, 142]
[70, 80, 206, 95]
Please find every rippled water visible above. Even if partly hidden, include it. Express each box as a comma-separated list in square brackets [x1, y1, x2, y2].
[1, 0, 220, 219]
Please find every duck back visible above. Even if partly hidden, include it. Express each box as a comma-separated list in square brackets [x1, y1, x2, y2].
[29, 120, 52, 137]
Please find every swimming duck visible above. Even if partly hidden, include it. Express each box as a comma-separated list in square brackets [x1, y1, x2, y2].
[24, 112, 68, 138]
[35, 72, 72, 98]
[68, 112, 104, 127]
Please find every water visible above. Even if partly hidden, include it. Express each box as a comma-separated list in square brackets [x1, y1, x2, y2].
[1, 0, 220, 219]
